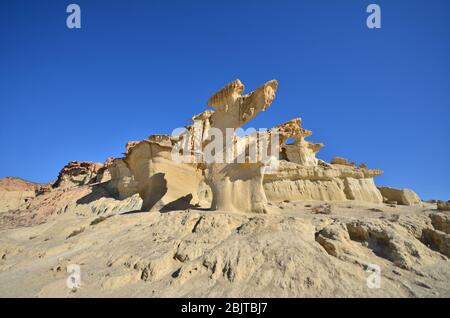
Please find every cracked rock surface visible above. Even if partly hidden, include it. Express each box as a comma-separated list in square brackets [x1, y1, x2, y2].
[0, 195, 448, 297]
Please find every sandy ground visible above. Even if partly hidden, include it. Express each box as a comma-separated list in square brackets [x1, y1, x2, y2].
[0, 199, 449, 298]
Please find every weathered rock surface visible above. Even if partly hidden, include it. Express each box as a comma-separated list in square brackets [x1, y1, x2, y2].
[202, 80, 278, 213]
[124, 136, 203, 212]
[117, 79, 388, 213]
[331, 157, 355, 167]
[264, 160, 383, 204]
[437, 201, 450, 211]
[53, 161, 103, 189]
[0, 177, 39, 192]
[378, 187, 422, 206]
[0, 183, 142, 228]
[102, 158, 139, 200]
[0, 177, 39, 212]
[0, 200, 448, 297]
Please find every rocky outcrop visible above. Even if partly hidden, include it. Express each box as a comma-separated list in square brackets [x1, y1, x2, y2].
[52, 161, 103, 189]
[124, 136, 203, 211]
[263, 165, 383, 203]
[430, 213, 450, 234]
[0, 177, 38, 212]
[331, 157, 355, 167]
[103, 158, 139, 200]
[95, 157, 114, 183]
[201, 80, 279, 214]
[0, 177, 39, 192]
[117, 79, 388, 213]
[263, 125, 383, 204]
[201, 80, 385, 210]
[120, 79, 281, 213]
[378, 187, 421, 206]
[437, 201, 450, 211]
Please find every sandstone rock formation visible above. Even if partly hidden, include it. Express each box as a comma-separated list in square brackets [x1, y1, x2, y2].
[123, 135, 204, 211]
[202, 79, 279, 214]
[331, 157, 355, 167]
[95, 157, 114, 183]
[263, 159, 383, 203]
[118, 79, 386, 213]
[99, 157, 139, 200]
[52, 161, 103, 189]
[378, 187, 422, 206]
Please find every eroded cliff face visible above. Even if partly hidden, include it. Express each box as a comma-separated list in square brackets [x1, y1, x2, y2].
[263, 160, 383, 203]
[100, 157, 139, 200]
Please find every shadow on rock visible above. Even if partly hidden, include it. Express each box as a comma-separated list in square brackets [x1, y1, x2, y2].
[76, 182, 117, 205]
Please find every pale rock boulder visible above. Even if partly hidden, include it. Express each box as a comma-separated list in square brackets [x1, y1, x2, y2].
[343, 177, 383, 203]
[378, 187, 421, 206]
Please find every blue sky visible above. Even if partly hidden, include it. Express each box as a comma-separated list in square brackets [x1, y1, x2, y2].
[0, 0, 449, 199]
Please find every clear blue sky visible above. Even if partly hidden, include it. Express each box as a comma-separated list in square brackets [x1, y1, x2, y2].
[1, 0, 449, 200]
